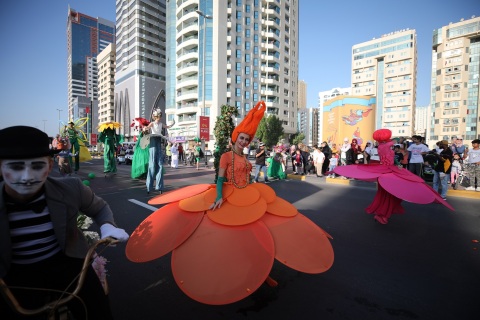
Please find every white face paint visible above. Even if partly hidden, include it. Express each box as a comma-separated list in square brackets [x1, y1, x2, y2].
[0, 157, 52, 200]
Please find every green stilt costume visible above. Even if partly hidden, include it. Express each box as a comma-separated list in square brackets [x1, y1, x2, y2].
[131, 132, 150, 179]
[65, 125, 80, 172]
[99, 128, 120, 174]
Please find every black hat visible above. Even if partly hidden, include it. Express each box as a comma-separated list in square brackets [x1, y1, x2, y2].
[0, 126, 59, 159]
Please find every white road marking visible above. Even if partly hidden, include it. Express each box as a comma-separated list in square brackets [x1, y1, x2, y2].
[128, 199, 158, 211]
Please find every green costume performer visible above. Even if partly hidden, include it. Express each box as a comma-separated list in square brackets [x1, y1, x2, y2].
[267, 153, 287, 180]
[131, 131, 150, 179]
[65, 122, 80, 172]
[98, 127, 121, 175]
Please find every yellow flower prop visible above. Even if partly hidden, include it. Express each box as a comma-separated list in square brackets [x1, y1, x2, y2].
[98, 122, 122, 132]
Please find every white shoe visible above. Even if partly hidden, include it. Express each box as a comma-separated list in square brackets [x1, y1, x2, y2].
[465, 186, 476, 191]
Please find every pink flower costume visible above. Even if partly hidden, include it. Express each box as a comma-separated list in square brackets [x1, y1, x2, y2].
[333, 129, 453, 224]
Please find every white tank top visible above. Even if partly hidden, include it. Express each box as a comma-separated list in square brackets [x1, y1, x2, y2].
[151, 122, 163, 135]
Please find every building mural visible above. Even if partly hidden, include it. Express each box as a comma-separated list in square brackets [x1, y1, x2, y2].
[323, 96, 376, 148]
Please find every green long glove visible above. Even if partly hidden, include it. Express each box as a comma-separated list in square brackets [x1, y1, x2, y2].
[216, 177, 225, 201]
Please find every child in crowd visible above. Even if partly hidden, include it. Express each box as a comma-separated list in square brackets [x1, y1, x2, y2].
[293, 149, 304, 175]
[57, 137, 76, 176]
[393, 145, 404, 167]
[450, 153, 462, 189]
[328, 154, 339, 178]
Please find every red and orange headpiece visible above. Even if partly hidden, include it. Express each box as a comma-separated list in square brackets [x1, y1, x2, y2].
[231, 101, 266, 144]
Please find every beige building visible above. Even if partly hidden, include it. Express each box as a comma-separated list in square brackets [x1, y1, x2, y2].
[298, 80, 307, 110]
[351, 29, 417, 138]
[430, 16, 480, 144]
[97, 43, 116, 125]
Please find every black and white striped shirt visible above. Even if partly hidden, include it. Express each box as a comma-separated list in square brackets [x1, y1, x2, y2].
[6, 195, 61, 264]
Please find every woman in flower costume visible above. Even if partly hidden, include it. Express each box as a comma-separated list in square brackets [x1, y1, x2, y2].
[130, 117, 151, 179]
[126, 101, 334, 305]
[333, 128, 454, 224]
[98, 122, 122, 176]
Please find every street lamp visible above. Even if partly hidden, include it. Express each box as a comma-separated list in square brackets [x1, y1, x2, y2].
[42, 120, 47, 133]
[196, 10, 212, 117]
[56, 108, 62, 134]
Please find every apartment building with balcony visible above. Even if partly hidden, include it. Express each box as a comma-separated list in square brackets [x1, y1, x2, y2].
[97, 44, 116, 125]
[351, 29, 417, 138]
[166, 0, 299, 149]
[430, 16, 480, 144]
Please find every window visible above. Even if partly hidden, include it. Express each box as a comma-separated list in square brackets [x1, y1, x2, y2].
[245, 17, 250, 25]
[236, 24, 242, 32]
[236, 11, 242, 19]
[245, 79, 250, 87]
[245, 66, 250, 74]
[253, 70, 258, 78]
[236, 76, 241, 84]
[245, 29, 250, 37]
[245, 91, 250, 99]
[245, 54, 251, 62]
[236, 88, 241, 97]
[236, 63, 241, 71]
[253, 82, 258, 89]
[236, 49, 241, 58]
[246, 5, 251, 13]
[253, 93, 258, 101]
[245, 41, 251, 50]
[254, 34, 258, 43]
[236, 36, 242, 45]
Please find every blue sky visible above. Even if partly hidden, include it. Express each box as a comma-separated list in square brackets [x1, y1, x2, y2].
[0, 0, 478, 137]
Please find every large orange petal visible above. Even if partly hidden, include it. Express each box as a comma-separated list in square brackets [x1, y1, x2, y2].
[266, 196, 298, 217]
[171, 217, 275, 305]
[261, 213, 334, 274]
[250, 183, 276, 203]
[207, 197, 267, 226]
[126, 203, 204, 262]
[148, 184, 212, 205]
[226, 185, 260, 206]
[179, 191, 213, 212]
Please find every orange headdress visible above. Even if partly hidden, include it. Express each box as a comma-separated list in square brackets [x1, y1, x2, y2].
[231, 101, 266, 143]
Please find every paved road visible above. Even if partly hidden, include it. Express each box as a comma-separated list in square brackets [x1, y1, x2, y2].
[66, 159, 479, 320]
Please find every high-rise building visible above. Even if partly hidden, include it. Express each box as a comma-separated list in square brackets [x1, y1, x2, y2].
[115, 0, 167, 140]
[351, 29, 417, 138]
[430, 16, 480, 144]
[166, 0, 299, 149]
[97, 44, 116, 125]
[414, 105, 429, 137]
[298, 80, 307, 110]
[67, 7, 115, 131]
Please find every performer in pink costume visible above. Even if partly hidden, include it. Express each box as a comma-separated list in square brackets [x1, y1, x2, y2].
[333, 129, 453, 224]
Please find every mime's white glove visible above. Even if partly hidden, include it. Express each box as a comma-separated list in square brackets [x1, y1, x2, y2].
[100, 224, 129, 242]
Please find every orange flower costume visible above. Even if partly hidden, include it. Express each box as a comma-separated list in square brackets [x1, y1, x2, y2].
[126, 102, 334, 305]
